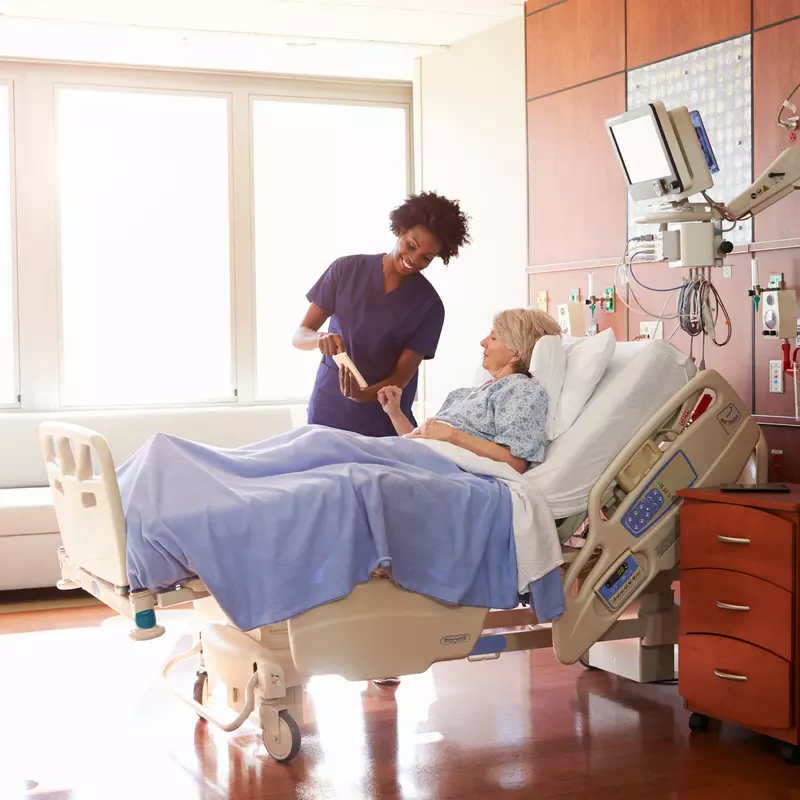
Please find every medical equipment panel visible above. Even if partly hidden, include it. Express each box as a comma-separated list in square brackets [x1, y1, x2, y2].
[622, 450, 698, 538]
[762, 290, 798, 338]
[606, 102, 683, 202]
[596, 553, 646, 611]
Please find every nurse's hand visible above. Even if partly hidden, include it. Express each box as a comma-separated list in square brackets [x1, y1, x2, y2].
[377, 386, 402, 415]
[407, 419, 456, 443]
[339, 365, 369, 402]
[318, 332, 345, 356]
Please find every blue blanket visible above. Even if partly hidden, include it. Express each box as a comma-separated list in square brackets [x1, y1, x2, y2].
[118, 426, 523, 631]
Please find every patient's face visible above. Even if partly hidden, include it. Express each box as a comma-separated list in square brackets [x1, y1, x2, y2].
[480, 329, 516, 375]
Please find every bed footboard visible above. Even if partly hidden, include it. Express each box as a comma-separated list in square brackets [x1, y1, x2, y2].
[40, 422, 128, 588]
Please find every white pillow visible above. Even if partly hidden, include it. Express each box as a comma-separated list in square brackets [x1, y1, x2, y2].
[529, 335, 566, 440]
[551, 328, 616, 439]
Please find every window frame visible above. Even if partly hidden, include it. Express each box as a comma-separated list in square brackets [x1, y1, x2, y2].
[0, 60, 411, 413]
[52, 82, 238, 410]
[247, 93, 414, 405]
[0, 78, 20, 410]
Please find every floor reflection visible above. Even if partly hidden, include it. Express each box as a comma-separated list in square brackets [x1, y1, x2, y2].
[2, 611, 798, 800]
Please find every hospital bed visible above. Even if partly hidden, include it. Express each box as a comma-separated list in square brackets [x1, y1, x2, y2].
[40, 340, 764, 762]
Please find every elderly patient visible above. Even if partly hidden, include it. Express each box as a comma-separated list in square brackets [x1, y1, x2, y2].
[377, 309, 561, 475]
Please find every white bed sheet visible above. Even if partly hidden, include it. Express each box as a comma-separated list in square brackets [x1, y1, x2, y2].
[526, 339, 695, 518]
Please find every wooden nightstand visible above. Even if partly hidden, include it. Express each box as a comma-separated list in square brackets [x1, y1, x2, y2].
[677, 485, 800, 764]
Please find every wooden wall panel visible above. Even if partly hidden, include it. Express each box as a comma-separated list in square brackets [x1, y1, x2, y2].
[525, 0, 564, 14]
[754, 0, 800, 29]
[525, 0, 625, 98]
[753, 19, 800, 243]
[527, 75, 626, 266]
[528, 266, 627, 340]
[626, 0, 751, 69]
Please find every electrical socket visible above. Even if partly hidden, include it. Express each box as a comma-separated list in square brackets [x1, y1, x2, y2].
[639, 321, 662, 340]
[770, 360, 784, 393]
[722, 265, 732, 278]
[603, 287, 615, 313]
[569, 289, 580, 303]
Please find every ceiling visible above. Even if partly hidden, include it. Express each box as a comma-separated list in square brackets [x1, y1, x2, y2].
[0, 0, 524, 80]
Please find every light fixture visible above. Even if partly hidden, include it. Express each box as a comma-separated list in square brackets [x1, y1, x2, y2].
[285, 41, 317, 48]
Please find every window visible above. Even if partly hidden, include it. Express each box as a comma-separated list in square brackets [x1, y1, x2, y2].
[252, 99, 408, 400]
[0, 85, 16, 407]
[57, 88, 233, 407]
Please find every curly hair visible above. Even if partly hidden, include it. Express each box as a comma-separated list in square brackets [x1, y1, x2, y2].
[389, 191, 471, 265]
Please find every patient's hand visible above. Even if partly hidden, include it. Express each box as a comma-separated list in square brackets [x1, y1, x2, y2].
[378, 386, 402, 415]
[408, 419, 456, 443]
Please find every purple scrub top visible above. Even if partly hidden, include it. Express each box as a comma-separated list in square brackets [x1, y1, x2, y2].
[305, 253, 445, 437]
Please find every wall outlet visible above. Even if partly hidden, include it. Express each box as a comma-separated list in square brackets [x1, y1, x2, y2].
[722, 265, 732, 278]
[639, 321, 662, 340]
[569, 289, 580, 303]
[603, 287, 615, 313]
[537, 290, 548, 312]
[770, 360, 784, 393]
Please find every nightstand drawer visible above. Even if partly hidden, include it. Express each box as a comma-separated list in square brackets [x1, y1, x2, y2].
[680, 569, 793, 661]
[680, 503, 795, 591]
[679, 634, 792, 731]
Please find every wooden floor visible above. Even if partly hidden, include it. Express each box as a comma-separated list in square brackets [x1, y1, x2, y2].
[1, 604, 798, 800]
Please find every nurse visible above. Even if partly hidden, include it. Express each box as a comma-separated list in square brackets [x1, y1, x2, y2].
[293, 191, 471, 436]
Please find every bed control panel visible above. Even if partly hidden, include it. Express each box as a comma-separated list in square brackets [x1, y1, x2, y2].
[621, 449, 698, 538]
[596, 553, 645, 611]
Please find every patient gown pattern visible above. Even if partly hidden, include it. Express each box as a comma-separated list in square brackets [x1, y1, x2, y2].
[118, 426, 520, 631]
[435, 373, 549, 464]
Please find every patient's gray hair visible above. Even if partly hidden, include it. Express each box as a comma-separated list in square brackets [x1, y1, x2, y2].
[493, 308, 561, 374]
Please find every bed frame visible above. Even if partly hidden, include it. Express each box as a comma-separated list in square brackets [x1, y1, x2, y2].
[42, 368, 764, 762]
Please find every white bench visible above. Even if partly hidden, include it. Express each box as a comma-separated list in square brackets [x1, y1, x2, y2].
[0, 405, 304, 590]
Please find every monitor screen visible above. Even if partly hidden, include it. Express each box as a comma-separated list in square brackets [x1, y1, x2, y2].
[609, 113, 673, 185]
[690, 110, 719, 175]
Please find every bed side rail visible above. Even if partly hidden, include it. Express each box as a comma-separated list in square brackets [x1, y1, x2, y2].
[553, 369, 759, 664]
[39, 422, 128, 589]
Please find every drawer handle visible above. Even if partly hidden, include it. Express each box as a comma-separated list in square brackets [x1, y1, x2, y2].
[717, 535, 750, 545]
[714, 669, 748, 682]
[716, 602, 750, 612]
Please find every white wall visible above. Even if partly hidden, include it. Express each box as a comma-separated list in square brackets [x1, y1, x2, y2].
[414, 16, 527, 416]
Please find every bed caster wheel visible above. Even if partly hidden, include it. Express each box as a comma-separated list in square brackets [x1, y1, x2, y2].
[262, 710, 301, 763]
[578, 654, 597, 670]
[689, 712, 710, 733]
[192, 670, 208, 712]
[781, 744, 800, 765]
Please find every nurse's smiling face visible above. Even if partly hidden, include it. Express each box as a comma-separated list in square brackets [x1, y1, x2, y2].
[391, 226, 442, 276]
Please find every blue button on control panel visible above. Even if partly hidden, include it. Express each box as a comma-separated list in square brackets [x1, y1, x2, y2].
[624, 487, 665, 535]
[621, 450, 697, 539]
